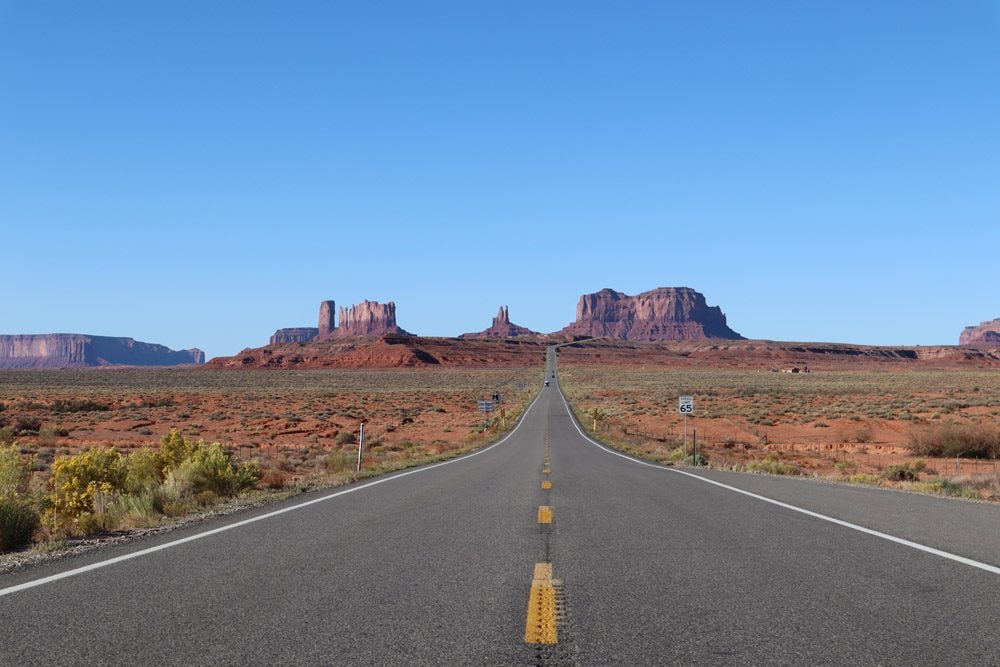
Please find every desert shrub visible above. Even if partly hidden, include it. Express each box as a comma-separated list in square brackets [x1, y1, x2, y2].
[846, 473, 883, 486]
[678, 453, 708, 466]
[48, 448, 127, 521]
[137, 396, 176, 408]
[881, 463, 919, 482]
[0, 444, 33, 498]
[747, 455, 801, 476]
[0, 427, 14, 446]
[125, 448, 166, 494]
[159, 428, 196, 471]
[907, 423, 1000, 459]
[194, 490, 218, 507]
[107, 490, 159, 528]
[0, 497, 40, 552]
[13, 416, 42, 435]
[260, 468, 287, 489]
[335, 431, 356, 446]
[326, 452, 354, 473]
[50, 399, 110, 413]
[168, 442, 259, 497]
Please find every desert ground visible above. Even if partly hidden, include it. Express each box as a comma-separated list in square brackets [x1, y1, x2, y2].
[0, 367, 539, 484]
[557, 342, 1000, 500]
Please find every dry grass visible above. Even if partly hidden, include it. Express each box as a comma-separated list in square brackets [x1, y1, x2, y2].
[559, 364, 1000, 500]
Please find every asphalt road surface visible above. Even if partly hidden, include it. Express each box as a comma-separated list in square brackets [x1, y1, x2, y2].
[2, 349, 998, 665]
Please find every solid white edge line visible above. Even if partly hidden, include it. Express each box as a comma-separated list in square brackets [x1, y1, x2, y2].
[556, 386, 1000, 576]
[0, 383, 548, 598]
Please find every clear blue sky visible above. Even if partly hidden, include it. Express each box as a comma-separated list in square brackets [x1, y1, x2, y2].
[2, 2, 998, 360]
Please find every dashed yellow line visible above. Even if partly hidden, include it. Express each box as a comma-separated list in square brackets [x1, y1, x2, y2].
[524, 562, 558, 644]
[537, 505, 553, 524]
[542, 468, 551, 474]
[541, 480, 552, 490]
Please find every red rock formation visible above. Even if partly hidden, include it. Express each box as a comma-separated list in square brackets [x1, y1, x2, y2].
[460, 306, 539, 339]
[960, 318, 1000, 346]
[556, 287, 742, 341]
[0, 334, 204, 369]
[270, 328, 319, 345]
[333, 300, 411, 338]
[206, 335, 546, 369]
[318, 300, 336, 339]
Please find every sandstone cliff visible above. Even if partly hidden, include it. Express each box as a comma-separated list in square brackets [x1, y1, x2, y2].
[0, 334, 204, 369]
[318, 301, 335, 339]
[331, 300, 411, 338]
[269, 328, 319, 345]
[460, 306, 539, 339]
[556, 287, 742, 341]
[960, 318, 1000, 346]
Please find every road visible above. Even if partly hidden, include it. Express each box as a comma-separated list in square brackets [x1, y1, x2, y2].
[2, 349, 998, 665]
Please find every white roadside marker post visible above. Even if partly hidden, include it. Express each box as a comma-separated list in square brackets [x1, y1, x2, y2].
[356, 422, 365, 473]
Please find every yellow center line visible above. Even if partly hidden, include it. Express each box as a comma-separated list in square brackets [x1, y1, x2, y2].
[524, 562, 558, 644]
[541, 480, 552, 490]
[537, 505, 553, 524]
[542, 468, 551, 474]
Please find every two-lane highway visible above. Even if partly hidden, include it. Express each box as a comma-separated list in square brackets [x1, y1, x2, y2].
[2, 349, 998, 665]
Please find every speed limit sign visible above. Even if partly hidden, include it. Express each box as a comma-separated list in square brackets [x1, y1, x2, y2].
[678, 396, 694, 414]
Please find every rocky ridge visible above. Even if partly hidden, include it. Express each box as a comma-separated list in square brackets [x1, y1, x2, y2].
[0, 334, 204, 369]
[556, 287, 742, 341]
[460, 306, 539, 339]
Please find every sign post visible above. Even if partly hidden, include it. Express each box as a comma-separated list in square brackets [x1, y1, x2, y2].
[356, 421, 365, 473]
[678, 396, 694, 457]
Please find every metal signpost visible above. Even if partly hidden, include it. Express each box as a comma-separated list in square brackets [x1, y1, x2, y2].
[678, 395, 694, 456]
[477, 400, 495, 432]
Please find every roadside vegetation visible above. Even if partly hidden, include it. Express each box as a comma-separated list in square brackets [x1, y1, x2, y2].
[0, 368, 538, 558]
[559, 363, 1000, 501]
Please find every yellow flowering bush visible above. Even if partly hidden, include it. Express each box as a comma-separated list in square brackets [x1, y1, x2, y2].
[48, 448, 126, 522]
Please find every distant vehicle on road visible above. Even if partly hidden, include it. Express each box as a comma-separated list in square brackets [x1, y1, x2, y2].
[544, 380, 550, 387]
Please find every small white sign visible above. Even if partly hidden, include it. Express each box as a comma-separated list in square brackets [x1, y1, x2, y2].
[678, 396, 694, 415]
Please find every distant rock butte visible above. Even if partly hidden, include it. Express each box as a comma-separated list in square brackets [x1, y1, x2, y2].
[0, 334, 204, 369]
[960, 318, 1000, 346]
[556, 287, 743, 341]
[331, 300, 411, 339]
[270, 328, 319, 345]
[270, 298, 411, 344]
[318, 300, 336, 339]
[460, 306, 539, 339]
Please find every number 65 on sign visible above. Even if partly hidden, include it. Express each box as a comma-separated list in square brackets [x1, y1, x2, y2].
[678, 396, 694, 414]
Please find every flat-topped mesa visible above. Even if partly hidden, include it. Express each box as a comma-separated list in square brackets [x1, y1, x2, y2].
[960, 318, 1000, 346]
[0, 334, 204, 369]
[331, 300, 412, 338]
[270, 328, 319, 345]
[460, 306, 539, 339]
[556, 287, 743, 341]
